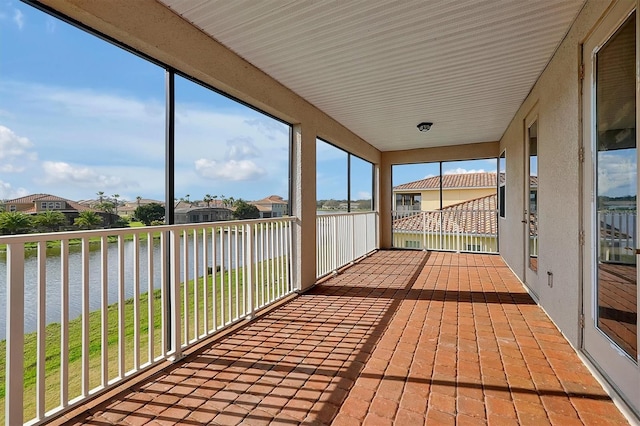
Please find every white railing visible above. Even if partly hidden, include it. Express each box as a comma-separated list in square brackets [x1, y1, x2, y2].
[392, 209, 498, 254]
[0, 217, 294, 425]
[316, 212, 378, 278]
[599, 210, 636, 264]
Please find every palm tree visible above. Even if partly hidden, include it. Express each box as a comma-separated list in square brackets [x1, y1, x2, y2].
[0, 211, 33, 235]
[136, 196, 142, 207]
[34, 210, 67, 232]
[96, 191, 105, 204]
[185, 194, 190, 203]
[204, 194, 213, 207]
[74, 211, 102, 230]
[112, 194, 120, 215]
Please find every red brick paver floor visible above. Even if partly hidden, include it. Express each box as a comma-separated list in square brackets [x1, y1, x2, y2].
[60, 250, 629, 425]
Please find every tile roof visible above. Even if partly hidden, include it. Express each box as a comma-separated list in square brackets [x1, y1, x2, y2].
[394, 172, 499, 190]
[4, 193, 93, 212]
[393, 194, 497, 235]
[393, 172, 537, 191]
[253, 195, 287, 205]
[5, 193, 69, 203]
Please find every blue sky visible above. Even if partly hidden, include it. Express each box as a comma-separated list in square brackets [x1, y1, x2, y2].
[1, 1, 502, 204]
[0, 1, 291, 203]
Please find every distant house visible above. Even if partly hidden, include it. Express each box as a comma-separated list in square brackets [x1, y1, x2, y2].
[393, 172, 502, 211]
[174, 206, 233, 224]
[250, 195, 288, 218]
[394, 171, 537, 212]
[1, 193, 117, 227]
[392, 172, 504, 253]
[119, 198, 165, 217]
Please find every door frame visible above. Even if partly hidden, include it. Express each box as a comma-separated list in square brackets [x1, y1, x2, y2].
[524, 105, 539, 298]
[581, 0, 639, 414]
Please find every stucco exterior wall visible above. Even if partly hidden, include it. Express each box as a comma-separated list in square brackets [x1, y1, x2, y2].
[498, 0, 613, 346]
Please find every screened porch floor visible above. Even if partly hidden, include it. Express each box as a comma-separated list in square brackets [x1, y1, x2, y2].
[56, 250, 628, 425]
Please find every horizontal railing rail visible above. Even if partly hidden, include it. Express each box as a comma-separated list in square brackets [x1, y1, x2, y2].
[316, 211, 378, 279]
[392, 209, 498, 254]
[0, 217, 295, 425]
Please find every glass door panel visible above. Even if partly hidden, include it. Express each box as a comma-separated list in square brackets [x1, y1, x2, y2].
[595, 11, 637, 360]
[528, 121, 539, 272]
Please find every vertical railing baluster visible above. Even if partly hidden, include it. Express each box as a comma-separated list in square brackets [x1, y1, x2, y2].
[133, 234, 140, 370]
[242, 225, 247, 315]
[251, 223, 260, 311]
[60, 239, 69, 406]
[266, 223, 271, 303]
[202, 228, 208, 337]
[170, 229, 182, 359]
[351, 214, 356, 262]
[36, 241, 46, 420]
[261, 223, 266, 305]
[270, 222, 276, 298]
[6, 242, 25, 426]
[220, 227, 226, 326]
[147, 233, 155, 363]
[246, 223, 254, 318]
[333, 216, 338, 272]
[193, 229, 200, 340]
[118, 235, 125, 377]
[81, 238, 90, 396]
[183, 230, 189, 344]
[318, 217, 323, 277]
[101, 236, 109, 386]
[212, 227, 218, 331]
[275, 222, 281, 298]
[280, 221, 285, 296]
[288, 219, 294, 292]
[234, 225, 239, 319]
[227, 226, 232, 324]
[160, 232, 168, 358]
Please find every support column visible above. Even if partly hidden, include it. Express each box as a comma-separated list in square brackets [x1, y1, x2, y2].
[379, 154, 393, 248]
[291, 124, 317, 291]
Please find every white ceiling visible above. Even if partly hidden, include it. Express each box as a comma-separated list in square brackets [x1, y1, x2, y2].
[159, 0, 585, 151]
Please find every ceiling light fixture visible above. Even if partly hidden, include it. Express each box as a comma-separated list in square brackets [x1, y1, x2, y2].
[417, 122, 433, 132]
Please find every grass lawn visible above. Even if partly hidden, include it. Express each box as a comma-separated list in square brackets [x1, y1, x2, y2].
[0, 258, 289, 423]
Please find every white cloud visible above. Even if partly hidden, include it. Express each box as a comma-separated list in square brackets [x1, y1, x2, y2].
[443, 167, 486, 175]
[0, 180, 28, 200]
[226, 138, 261, 161]
[40, 161, 124, 188]
[357, 191, 371, 200]
[194, 135, 269, 182]
[195, 158, 266, 181]
[12, 8, 23, 30]
[0, 125, 37, 167]
[598, 151, 637, 196]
